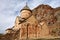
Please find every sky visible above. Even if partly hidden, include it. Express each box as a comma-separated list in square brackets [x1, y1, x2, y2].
[0, 0, 60, 33]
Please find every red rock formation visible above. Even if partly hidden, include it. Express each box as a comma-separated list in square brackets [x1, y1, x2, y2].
[1, 4, 60, 40]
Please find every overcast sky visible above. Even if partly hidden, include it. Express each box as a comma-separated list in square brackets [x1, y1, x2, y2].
[0, 0, 60, 33]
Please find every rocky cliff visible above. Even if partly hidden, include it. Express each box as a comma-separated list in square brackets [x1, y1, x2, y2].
[0, 4, 60, 40]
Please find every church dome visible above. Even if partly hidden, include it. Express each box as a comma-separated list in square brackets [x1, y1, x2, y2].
[20, 5, 32, 12]
[23, 5, 30, 10]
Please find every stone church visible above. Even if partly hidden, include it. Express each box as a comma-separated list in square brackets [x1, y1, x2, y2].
[4, 4, 60, 40]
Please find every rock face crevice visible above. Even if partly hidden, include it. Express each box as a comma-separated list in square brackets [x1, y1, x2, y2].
[0, 4, 60, 40]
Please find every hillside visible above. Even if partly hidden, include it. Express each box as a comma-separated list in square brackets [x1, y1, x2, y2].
[0, 4, 60, 40]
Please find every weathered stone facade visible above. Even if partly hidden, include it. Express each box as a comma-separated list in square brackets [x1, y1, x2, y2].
[3, 4, 60, 40]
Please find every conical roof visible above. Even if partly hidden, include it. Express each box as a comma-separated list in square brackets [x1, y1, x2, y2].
[22, 5, 30, 10]
[20, 3, 32, 12]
